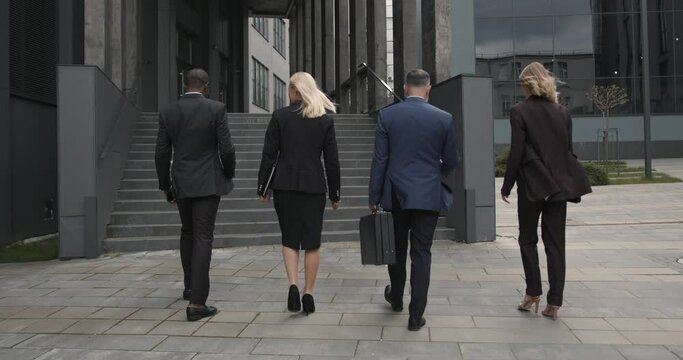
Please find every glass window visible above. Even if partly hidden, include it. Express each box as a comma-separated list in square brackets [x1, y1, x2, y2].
[649, 77, 676, 113]
[252, 58, 269, 110]
[493, 82, 516, 118]
[555, 15, 595, 79]
[475, 18, 514, 78]
[273, 19, 286, 57]
[273, 75, 287, 110]
[252, 17, 269, 40]
[594, 13, 637, 77]
[592, 0, 634, 13]
[514, 0, 553, 17]
[634, 0, 673, 12]
[636, 12, 675, 77]
[676, 77, 683, 111]
[514, 17, 553, 55]
[475, 0, 513, 18]
[553, 0, 591, 15]
[675, 11, 683, 75]
[558, 79, 595, 114]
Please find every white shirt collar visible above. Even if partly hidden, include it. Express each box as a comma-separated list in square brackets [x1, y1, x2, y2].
[184, 92, 203, 96]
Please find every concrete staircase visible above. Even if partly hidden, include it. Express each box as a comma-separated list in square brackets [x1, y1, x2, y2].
[103, 112, 453, 252]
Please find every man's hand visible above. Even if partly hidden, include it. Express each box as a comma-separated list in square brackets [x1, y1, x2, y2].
[369, 205, 379, 214]
[164, 190, 176, 204]
[332, 201, 341, 210]
[259, 195, 270, 203]
[501, 193, 510, 204]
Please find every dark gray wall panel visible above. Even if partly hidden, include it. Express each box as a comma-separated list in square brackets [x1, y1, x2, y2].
[0, 0, 11, 244]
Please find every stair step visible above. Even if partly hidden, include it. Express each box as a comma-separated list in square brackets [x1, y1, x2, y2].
[130, 136, 375, 146]
[103, 227, 455, 252]
[123, 168, 371, 179]
[120, 176, 369, 188]
[130, 143, 375, 152]
[117, 185, 368, 197]
[113, 195, 369, 211]
[126, 150, 375, 161]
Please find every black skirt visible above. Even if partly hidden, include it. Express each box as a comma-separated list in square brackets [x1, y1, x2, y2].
[273, 190, 326, 250]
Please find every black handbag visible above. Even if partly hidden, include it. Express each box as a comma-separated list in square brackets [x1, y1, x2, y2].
[359, 212, 396, 265]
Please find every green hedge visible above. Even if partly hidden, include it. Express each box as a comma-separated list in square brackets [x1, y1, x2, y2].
[495, 147, 610, 186]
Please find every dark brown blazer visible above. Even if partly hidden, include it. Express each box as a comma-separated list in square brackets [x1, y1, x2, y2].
[501, 96, 591, 202]
[257, 102, 341, 202]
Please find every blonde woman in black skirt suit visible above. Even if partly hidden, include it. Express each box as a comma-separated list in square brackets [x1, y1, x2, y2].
[257, 72, 341, 315]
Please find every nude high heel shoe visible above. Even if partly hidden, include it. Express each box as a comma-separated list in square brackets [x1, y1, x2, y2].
[517, 295, 541, 313]
[542, 304, 560, 320]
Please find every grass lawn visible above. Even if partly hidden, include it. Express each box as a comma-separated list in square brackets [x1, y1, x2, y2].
[0, 235, 59, 263]
[594, 161, 682, 185]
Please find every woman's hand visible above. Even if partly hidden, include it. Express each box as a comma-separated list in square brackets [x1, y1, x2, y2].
[501, 193, 510, 204]
[332, 201, 341, 210]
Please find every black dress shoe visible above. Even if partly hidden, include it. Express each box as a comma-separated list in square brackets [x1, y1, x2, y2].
[408, 317, 426, 331]
[287, 285, 301, 312]
[302, 294, 315, 316]
[186, 305, 218, 321]
[183, 289, 191, 301]
[384, 285, 403, 312]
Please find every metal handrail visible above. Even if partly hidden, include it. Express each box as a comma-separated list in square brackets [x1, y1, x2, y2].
[358, 62, 403, 103]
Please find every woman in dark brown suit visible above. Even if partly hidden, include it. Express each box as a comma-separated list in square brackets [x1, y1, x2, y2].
[257, 72, 341, 315]
[501, 62, 591, 320]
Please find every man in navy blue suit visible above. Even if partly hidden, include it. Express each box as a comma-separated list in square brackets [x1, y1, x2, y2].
[369, 69, 460, 331]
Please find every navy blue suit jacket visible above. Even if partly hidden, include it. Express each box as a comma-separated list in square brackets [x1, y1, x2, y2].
[369, 97, 460, 212]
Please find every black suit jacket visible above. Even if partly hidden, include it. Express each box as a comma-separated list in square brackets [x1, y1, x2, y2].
[501, 96, 591, 202]
[257, 103, 341, 201]
[155, 93, 236, 199]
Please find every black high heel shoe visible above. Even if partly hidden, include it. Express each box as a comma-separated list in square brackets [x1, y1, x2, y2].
[287, 285, 301, 312]
[302, 294, 315, 315]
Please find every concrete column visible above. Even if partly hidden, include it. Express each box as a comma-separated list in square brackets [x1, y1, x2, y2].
[451, 0, 475, 75]
[208, 0, 221, 101]
[289, 10, 298, 74]
[303, 0, 313, 72]
[322, 0, 335, 92]
[313, 0, 323, 82]
[84, 0, 108, 71]
[367, 0, 387, 111]
[349, 0, 367, 113]
[58, 0, 85, 65]
[422, 0, 451, 83]
[122, 0, 139, 101]
[393, 0, 419, 98]
[295, 0, 305, 72]
[157, 0, 176, 109]
[139, 0, 158, 111]
[335, 0, 350, 112]
[109, 0, 123, 88]
[0, 0, 11, 244]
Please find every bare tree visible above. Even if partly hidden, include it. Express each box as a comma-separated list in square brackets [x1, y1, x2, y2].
[587, 85, 629, 167]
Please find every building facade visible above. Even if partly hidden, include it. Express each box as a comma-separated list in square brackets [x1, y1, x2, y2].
[248, 17, 290, 113]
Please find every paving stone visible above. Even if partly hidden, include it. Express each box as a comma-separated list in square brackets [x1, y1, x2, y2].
[651, 319, 683, 331]
[33, 349, 195, 360]
[194, 355, 298, 360]
[46, 288, 121, 297]
[510, 344, 627, 360]
[251, 339, 358, 356]
[193, 322, 247, 337]
[356, 341, 462, 358]
[573, 330, 632, 344]
[430, 327, 579, 344]
[48, 307, 101, 319]
[154, 336, 258, 354]
[606, 318, 662, 331]
[473, 316, 569, 329]
[0, 348, 47, 360]
[88, 308, 138, 320]
[11, 307, 63, 319]
[148, 320, 202, 336]
[127, 308, 176, 320]
[621, 331, 683, 345]
[616, 345, 680, 360]
[562, 317, 615, 330]
[253, 312, 341, 325]
[104, 320, 160, 334]
[0, 306, 26, 318]
[0, 319, 37, 332]
[459, 343, 516, 360]
[16, 334, 166, 351]
[239, 324, 381, 340]
[340, 313, 408, 327]
[382, 326, 430, 341]
[0, 333, 34, 348]
[61, 319, 120, 334]
[17, 319, 77, 334]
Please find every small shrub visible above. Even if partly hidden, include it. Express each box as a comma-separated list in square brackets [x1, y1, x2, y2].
[581, 162, 610, 186]
[495, 147, 510, 177]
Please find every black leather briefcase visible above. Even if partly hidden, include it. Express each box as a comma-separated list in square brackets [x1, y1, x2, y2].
[359, 212, 396, 265]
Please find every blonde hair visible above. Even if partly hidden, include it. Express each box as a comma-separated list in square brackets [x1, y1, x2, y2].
[519, 62, 558, 103]
[289, 72, 336, 118]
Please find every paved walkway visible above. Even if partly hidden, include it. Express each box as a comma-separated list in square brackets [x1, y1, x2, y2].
[2, 172, 683, 359]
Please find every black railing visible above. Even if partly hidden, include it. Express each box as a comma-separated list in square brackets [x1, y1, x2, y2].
[357, 62, 403, 104]
[329, 63, 403, 114]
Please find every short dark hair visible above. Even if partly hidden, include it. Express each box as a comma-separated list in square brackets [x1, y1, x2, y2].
[405, 69, 430, 87]
[184, 68, 210, 89]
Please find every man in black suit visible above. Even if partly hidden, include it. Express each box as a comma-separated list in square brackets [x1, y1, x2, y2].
[155, 68, 236, 321]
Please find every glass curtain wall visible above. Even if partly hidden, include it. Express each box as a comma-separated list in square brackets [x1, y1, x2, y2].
[475, 0, 683, 117]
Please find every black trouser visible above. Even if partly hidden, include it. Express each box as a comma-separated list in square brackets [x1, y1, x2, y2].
[517, 187, 567, 306]
[387, 195, 440, 321]
[177, 195, 220, 305]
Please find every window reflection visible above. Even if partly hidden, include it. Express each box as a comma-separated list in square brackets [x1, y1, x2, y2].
[553, 0, 591, 15]
[594, 13, 636, 77]
[514, 17, 553, 54]
[592, 0, 634, 13]
[557, 79, 594, 114]
[514, 0, 552, 17]
[474, 0, 513, 18]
